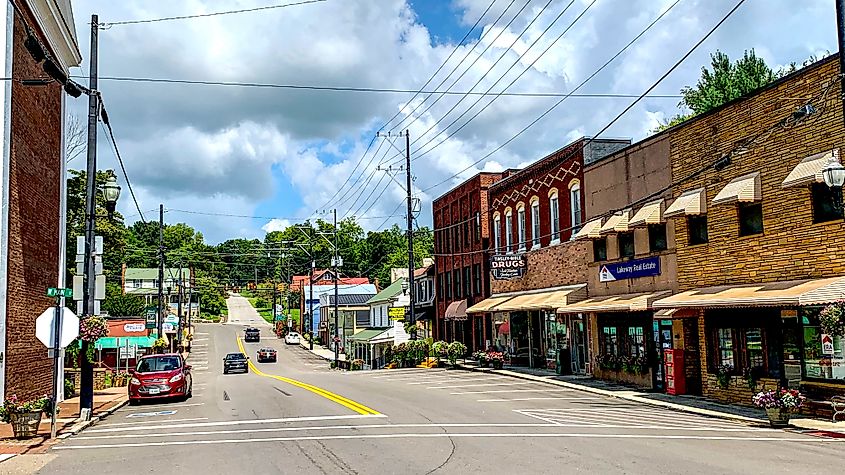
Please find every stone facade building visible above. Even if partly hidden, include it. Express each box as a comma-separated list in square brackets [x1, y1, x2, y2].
[0, 1, 82, 401]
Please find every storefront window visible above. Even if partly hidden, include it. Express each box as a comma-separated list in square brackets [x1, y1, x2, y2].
[628, 327, 645, 358]
[802, 308, 845, 382]
[602, 326, 618, 356]
[717, 328, 734, 369]
[746, 328, 764, 370]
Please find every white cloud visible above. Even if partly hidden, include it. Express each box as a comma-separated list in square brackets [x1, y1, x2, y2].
[261, 218, 292, 233]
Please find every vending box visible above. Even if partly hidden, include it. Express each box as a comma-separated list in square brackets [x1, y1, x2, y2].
[664, 349, 686, 395]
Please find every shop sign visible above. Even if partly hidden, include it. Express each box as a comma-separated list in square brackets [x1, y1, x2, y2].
[491, 254, 527, 280]
[821, 334, 835, 355]
[123, 323, 145, 333]
[388, 307, 406, 319]
[599, 256, 660, 282]
[162, 322, 176, 333]
[164, 315, 179, 324]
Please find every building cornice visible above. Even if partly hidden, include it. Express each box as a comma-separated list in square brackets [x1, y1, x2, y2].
[26, 0, 81, 72]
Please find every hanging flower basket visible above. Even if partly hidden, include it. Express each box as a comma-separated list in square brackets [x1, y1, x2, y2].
[819, 301, 845, 337]
[79, 315, 109, 343]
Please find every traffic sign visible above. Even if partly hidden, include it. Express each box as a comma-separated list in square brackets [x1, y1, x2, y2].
[35, 307, 79, 349]
[46, 287, 73, 298]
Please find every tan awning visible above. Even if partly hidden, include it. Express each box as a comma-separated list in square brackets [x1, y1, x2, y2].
[653, 277, 845, 309]
[712, 172, 761, 206]
[629, 200, 664, 227]
[599, 209, 631, 235]
[664, 188, 706, 217]
[782, 150, 839, 188]
[494, 285, 587, 311]
[557, 291, 671, 314]
[572, 218, 603, 240]
[466, 295, 514, 314]
[444, 300, 467, 320]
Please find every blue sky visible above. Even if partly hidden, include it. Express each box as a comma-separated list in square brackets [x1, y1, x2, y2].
[67, 0, 838, 243]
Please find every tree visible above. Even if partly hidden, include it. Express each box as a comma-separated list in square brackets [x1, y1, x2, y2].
[196, 274, 226, 316]
[64, 113, 86, 164]
[102, 282, 146, 317]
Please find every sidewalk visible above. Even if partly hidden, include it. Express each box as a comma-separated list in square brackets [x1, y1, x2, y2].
[459, 363, 845, 432]
[0, 386, 127, 457]
[299, 342, 347, 362]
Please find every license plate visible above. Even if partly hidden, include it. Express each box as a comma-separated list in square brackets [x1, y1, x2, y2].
[147, 387, 160, 395]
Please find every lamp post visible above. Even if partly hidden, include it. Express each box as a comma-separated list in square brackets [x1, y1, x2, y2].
[101, 171, 121, 219]
[822, 153, 845, 212]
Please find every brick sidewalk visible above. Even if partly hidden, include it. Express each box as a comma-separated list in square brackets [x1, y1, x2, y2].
[0, 387, 127, 455]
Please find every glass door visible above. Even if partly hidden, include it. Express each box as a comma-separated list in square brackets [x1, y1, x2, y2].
[569, 315, 587, 374]
[653, 319, 674, 391]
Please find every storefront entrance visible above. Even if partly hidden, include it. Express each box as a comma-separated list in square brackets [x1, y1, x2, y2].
[652, 319, 674, 391]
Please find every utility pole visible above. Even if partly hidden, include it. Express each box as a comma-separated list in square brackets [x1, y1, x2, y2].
[187, 274, 193, 339]
[837, 0, 845, 122]
[79, 14, 99, 413]
[333, 208, 340, 366]
[309, 230, 315, 350]
[176, 266, 183, 351]
[405, 130, 416, 339]
[157, 204, 165, 343]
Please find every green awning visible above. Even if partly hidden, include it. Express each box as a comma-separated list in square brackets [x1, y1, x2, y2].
[348, 328, 387, 342]
[96, 336, 156, 349]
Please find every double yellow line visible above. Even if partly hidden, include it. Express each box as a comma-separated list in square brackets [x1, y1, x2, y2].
[236, 337, 380, 416]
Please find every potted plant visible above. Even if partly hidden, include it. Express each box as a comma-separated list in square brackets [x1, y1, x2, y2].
[752, 388, 805, 427]
[473, 351, 489, 368]
[350, 359, 364, 371]
[488, 352, 504, 369]
[820, 301, 845, 337]
[152, 337, 168, 353]
[716, 364, 733, 389]
[0, 394, 54, 439]
[447, 341, 467, 367]
[432, 340, 448, 365]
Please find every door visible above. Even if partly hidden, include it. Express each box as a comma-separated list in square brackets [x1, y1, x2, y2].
[569, 315, 587, 375]
[653, 319, 674, 391]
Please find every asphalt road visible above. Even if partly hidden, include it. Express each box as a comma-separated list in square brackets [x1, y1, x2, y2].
[35, 295, 845, 474]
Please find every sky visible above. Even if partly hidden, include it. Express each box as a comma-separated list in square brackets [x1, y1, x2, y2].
[65, 0, 836, 244]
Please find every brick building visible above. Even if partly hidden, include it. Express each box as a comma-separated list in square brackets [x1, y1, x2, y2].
[467, 138, 628, 371]
[433, 172, 504, 352]
[0, 1, 82, 401]
[651, 55, 845, 407]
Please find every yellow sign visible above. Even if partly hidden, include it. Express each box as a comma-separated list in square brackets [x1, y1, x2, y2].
[388, 307, 406, 319]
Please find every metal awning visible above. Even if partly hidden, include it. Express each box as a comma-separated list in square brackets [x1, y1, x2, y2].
[444, 300, 467, 321]
[782, 150, 838, 188]
[629, 199, 664, 227]
[348, 328, 386, 342]
[572, 218, 603, 240]
[599, 209, 631, 234]
[494, 285, 587, 311]
[664, 188, 706, 217]
[466, 295, 515, 314]
[713, 172, 761, 206]
[653, 277, 845, 309]
[95, 336, 156, 349]
[558, 291, 671, 314]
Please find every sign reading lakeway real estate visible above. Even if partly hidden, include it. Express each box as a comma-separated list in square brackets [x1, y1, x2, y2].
[599, 256, 660, 282]
[491, 254, 527, 280]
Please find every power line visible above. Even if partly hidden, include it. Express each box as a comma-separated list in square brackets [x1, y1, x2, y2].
[165, 207, 399, 221]
[99, 100, 146, 223]
[99, 0, 329, 27]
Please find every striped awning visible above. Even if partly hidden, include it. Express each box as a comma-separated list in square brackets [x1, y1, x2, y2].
[572, 218, 603, 240]
[445, 300, 468, 321]
[653, 277, 845, 309]
[664, 188, 706, 217]
[557, 291, 671, 314]
[782, 150, 839, 188]
[629, 200, 665, 227]
[494, 285, 587, 312]
[713, 172, 761, 206]
[466, 295, 515, 314]
[599, 209, 631, 235]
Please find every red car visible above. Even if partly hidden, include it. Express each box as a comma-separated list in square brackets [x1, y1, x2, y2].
[128, 353, 193, 405]
[257, 347, 277, 363]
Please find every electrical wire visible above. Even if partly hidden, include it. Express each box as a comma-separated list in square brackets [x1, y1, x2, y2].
[99, 101, 147, 223]
[99, 0, 329, 27]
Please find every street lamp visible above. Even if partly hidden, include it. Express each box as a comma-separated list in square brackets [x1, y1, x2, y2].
[401, 279, 409, 295]
[101, 171, 121, 219]
[822, 153, 845, 211]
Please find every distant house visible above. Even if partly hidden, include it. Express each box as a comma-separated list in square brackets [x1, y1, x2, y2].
[348, 279, 412, 369]
[290, 269, 369, 293]
[121, 266, 196, 314]
[300, 283, 377, 342]
[318, 293, 375, 353]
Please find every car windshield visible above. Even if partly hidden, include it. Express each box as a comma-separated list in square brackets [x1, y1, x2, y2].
[136, 356, 181, 373]
[226, 353, 246, 360]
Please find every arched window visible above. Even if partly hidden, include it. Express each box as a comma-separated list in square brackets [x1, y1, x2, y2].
[516, 203, 526, 251]
[530, 197, 541, 248]
[549, 190, 560, 243]
[569, 180, 582, 235]
[505, 209, 513, 254]
[492, 213, 501, 254]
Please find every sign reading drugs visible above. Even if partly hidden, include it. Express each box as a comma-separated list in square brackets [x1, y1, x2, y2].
[491, 254, 527, 280]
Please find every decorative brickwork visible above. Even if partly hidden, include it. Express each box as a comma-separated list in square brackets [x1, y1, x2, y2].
[490, 240, 590, 294]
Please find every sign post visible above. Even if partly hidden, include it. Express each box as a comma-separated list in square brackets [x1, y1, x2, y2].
[40, 288, 77, 439]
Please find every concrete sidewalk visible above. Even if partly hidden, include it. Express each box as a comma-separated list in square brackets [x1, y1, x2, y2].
[299, 342, 347, 362]
[459, 363, 845, 432]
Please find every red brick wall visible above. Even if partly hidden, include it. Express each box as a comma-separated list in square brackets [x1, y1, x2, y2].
[4, 12, 63, 400]
[491, 240, 590, 293]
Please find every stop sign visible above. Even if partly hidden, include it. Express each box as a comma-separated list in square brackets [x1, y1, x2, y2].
[35, 307, 79, 349]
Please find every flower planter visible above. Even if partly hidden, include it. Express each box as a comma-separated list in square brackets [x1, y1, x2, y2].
[491, 361, 503, 370]
[765, 408, 790, 428]
[9, 411, 42, 439]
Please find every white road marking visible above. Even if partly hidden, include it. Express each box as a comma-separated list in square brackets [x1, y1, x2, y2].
[117, 403, 204, 413]
[427, 382, 532, 389]
[478, 396, 602, 402]
[98, 417, 208, 427]
[521, 408, 745, 428]
[451, 388, 574, 395]
[55, 432, 839, 450]
[126, 410, 177, 418]
[84, 414, 387, 434]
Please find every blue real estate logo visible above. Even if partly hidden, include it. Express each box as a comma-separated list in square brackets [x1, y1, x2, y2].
[599, 256, 660, 282]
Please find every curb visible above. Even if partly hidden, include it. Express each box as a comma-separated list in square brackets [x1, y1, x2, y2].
[457, 364, 766, 425]
[58, 398, 129, 440]
[299, 343, 331, 361]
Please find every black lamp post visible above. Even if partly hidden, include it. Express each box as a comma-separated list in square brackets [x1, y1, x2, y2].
[101, 171, 121, 219]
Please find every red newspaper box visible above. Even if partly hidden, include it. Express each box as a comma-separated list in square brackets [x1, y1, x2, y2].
[664, 349, 686, 395]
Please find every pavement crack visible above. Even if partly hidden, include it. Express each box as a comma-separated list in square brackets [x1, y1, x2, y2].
[419, 413, 456, 475]
[273, 386, 292, 396]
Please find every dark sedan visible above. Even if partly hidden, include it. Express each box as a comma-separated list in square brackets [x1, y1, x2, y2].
[223, 352, 249, 374]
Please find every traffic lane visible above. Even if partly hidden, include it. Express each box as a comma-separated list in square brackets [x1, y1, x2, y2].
[224, 294, 272, 328]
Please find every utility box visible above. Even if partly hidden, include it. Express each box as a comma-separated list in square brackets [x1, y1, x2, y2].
[665, 349, 686, 395]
